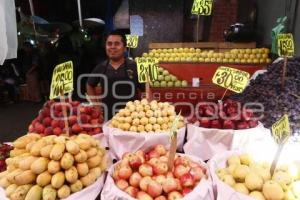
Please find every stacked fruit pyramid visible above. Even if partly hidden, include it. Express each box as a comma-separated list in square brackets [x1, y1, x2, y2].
[28, 100, 103, 136]
[0, 133, 107, 200]
[151, 67, 188, 88]
[109, 99, 185, 132]
[215, 153, 300, 200]
[109, 145, 208, 199]
[142, 48, 271, 64]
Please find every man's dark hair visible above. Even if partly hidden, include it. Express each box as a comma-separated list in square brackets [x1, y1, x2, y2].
[105, 30, 126, 46]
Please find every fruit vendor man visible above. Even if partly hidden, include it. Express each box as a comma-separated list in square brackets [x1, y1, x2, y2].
[86, 30, 144, 120]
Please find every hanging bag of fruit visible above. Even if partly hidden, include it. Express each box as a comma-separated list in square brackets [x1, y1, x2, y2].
[103, 99, 186, 160]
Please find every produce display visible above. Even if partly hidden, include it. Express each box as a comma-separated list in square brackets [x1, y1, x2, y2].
[109, 99, 185, 132]
[0, 144, 13, 172]
[150, 66, 188, 88]
[0, 133, 107, 200]
[231, 58, 300, 134]
[189, 99, 258, 130]
[28, 100, 103, 136]
[112, 145, 207, 199]
[142, 48, 271, 64]
[215, 153, 300, 200]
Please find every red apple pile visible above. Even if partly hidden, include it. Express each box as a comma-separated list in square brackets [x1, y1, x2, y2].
[112, 145, 207, 200]
[190, 99, 258, 130]
[0, 143, 13, 172]
[28, 100, 103, 136]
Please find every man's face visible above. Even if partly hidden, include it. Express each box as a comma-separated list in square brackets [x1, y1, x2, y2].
[106, 35, 126, 61]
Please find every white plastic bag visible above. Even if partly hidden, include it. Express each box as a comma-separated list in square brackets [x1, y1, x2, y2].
[208, 151, 256, 200]
[0, 0, 18, 65]
[101, 153, 214, 200]
[183, 122, 273, 161]
[0, 173, 105, 200]
[103, 121, 186, 160]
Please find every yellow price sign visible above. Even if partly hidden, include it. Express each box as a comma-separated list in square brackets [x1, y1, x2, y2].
[191, 0, 213, 15]
[136, 57, 159, 83]
[277, 33, 294, 57]
[272, 114, 290, 144]
[126, 35, 139, 48]
[49, 61, 73, 99]
[212, 66, 250, 93]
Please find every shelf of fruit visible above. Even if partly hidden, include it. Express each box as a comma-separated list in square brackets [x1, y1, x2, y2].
[143, 48, 271, 64]
[0, 133, 107, 200]
[210, 151, 300, 200]
[101, 145, 214, 200]
[28, 100, 103, 136]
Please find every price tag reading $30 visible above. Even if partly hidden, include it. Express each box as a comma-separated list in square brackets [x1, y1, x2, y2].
[212, 66, 250, 93]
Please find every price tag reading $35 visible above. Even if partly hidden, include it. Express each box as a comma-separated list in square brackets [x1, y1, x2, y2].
[212, 66, 250, 93]
[136, 57, 159, 83]
[272, 114, 290, 144]
[191, 0, 213, 15]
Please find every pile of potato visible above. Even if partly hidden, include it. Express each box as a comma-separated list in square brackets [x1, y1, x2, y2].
[216, 153, 300, 200]
[0, 133, 107, 200]
[109, 99, 185, 132]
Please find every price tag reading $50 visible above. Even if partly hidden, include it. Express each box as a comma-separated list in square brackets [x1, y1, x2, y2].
[277, 33, 294, 57]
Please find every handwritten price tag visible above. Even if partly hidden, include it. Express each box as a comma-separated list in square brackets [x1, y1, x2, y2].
[50, 61, 73, 99]
[191, 0, 213, 15]
[136, 57, 159, 83]
[277, 33, 294, 57]
[272, 114, 290, 144]
[212, 66, 250, 93]
[126, 35, 139, 48]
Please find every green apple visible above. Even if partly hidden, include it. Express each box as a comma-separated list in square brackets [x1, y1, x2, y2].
[158, 67, 164, 73]
[174, 81, 181, 87]
[158, 75, 164, 81]
[162, 70, 169, 76]
[167, 81, 174, 87]
[174, 57, 180, 62]
[192, 57, 198, 62]
[142, 53, 148, 57]
[186, 57, 192, 62]
[171, 75, 177, 82]
[164, 75, 171, 82]
[160, 81, 167, 87]
[154, 81, 160, 87]
[198, 57, 204, 62]
[181, 80, 188, 87]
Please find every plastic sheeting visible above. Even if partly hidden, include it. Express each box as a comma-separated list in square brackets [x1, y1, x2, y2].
[0, 0, 18, 65]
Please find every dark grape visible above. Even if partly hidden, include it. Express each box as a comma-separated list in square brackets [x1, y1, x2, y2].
[231, 57, 300, 135]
